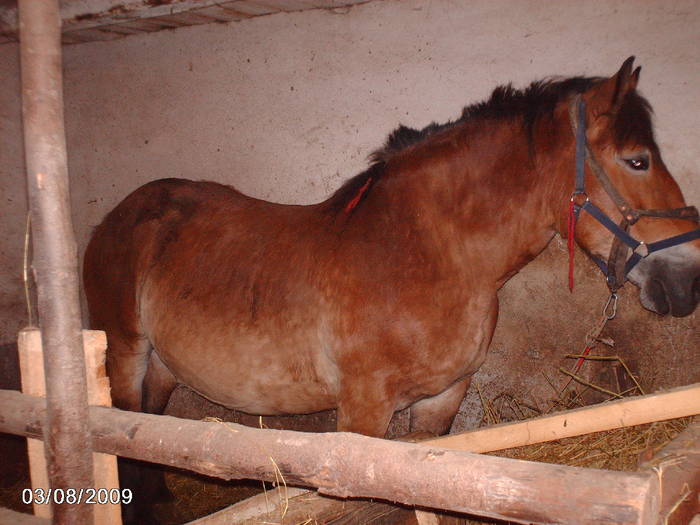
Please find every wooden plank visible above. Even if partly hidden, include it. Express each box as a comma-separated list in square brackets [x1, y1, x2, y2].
[17, 329, 51, 521]
[116, 19, 180, 31]
[192, 6, 252, 22]
[0, 389, 660, 525]
[0, 0, 369, 44]
[425, 383, 700, 453]
[17, 329, 121, 525]
[221, 1, 279, 16]
[0, 507, 50, 525]
[185, 487, 308, 524]
[81, 330, 122, 525]
[61, 27, 124, 43]
[186, 487, 468, 525]
[252, 0, 316, 10]
[187, 486, 466, 524]
[639, 418, 700, 525]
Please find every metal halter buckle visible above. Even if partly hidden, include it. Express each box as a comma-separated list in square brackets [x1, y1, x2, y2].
[633, 242, 649, 258]
[570, 192, 588, 207]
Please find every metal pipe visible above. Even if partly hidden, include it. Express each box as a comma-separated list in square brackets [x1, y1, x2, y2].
[18, 1, 95, 523]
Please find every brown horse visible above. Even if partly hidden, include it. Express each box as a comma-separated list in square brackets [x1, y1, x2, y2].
[84, 58, 699, 440]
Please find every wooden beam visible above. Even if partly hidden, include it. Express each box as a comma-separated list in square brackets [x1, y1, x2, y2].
[424, 383, 700, 452]
[185, 488, 421, 525]
[185, 487, 465, 525]
[188, 384, 700, 524]
[18, 329, 122, 525]
[0, 1, 370, 44]
[17, 329, 51, 520]
[18, 1, 94, 523]
[185, 487, 308, 524]
[0, 389, 659, 525]
[639, 418, 700, 525]
[0, 507, 50, 525]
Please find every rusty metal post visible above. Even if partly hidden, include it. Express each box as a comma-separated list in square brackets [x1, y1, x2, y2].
[18, 1, 95, 524]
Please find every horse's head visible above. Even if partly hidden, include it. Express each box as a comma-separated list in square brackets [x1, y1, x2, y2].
[570, 57, 700, 317]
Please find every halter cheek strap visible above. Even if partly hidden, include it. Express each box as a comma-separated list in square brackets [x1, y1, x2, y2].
[568, 95, 700, 292]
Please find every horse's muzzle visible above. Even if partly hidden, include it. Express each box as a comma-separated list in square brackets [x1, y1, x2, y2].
[634, 253, 700, 317]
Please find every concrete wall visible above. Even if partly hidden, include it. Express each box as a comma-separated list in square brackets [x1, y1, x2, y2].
[1, 0, 698, 427]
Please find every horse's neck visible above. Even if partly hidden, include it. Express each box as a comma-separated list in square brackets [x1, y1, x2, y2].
[367, 120, 566, 288]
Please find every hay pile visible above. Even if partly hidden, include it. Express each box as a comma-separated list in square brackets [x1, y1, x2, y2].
[462, 417, 692, 525]
[156, 471, 264, 525]
[490, 417, 691, 471]
[478, 353, 691, 471]
[460, 357, 693, 525]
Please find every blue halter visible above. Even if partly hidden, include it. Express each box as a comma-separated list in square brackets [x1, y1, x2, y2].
[569, 95, 700, 291]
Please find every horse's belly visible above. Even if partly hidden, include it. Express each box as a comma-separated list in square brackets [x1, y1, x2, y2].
[152, 332, 339, 416]
[186, 377, 336, 415]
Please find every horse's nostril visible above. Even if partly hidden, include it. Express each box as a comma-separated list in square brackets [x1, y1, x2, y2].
[693, 275, 700, 303]
[649, 278, 670, 315]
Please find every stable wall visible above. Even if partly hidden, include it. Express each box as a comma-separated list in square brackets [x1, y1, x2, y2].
[0, 0, 698, 427]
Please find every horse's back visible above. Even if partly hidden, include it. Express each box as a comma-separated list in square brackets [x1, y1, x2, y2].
[84, 178, 340, 414]
[84, 179, 236, 335]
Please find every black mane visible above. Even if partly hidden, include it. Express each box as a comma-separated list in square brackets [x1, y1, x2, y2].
[371, 77, 603, 163]
[329, 75, 654, 213]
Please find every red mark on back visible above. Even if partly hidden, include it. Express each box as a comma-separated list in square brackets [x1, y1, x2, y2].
[344, 177, 373, 213]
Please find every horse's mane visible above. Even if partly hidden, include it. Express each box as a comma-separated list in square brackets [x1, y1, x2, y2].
[329, 76, 654, 213]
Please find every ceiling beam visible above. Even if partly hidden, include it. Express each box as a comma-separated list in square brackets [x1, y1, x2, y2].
[0, 0, 369, 45]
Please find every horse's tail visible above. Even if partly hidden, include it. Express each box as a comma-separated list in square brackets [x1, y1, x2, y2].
[83, 178, 193, 411]
[85, 179, 178, 331]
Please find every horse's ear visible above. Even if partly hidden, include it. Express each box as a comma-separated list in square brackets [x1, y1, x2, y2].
[629, 65, 642, 91]
[585, 57, 640, 133]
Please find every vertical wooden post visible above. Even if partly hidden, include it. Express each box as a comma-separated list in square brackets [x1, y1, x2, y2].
[19, 329, 122, 524]
[18, 0, 95, 523]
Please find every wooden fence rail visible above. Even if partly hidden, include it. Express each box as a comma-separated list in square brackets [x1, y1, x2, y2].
[0, 389, 659, 525]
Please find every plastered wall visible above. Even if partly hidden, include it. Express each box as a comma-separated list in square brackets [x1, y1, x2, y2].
[1, 0, 698, 427]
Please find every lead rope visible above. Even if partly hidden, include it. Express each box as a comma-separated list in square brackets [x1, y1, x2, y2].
[560, 292, 618, 395]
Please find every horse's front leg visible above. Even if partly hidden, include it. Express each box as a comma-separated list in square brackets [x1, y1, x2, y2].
[408, 294, 497, 435]
[409, 377, 471, 435]
[336, 377, 398, 437]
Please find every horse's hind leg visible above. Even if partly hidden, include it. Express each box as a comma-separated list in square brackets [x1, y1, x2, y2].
[105, 335, 151, 412]
[337, 379, 398, 437]
[102, 334, 153, 523]
[108, 338, 178, 522]
[409, 377, 471, 435]
[143, 350, 178, 414]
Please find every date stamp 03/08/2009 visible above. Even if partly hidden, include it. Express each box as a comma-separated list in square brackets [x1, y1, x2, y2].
[22, 488, 133, 506]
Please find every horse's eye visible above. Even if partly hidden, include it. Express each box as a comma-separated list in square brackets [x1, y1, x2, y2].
[623, 155, 649, 171]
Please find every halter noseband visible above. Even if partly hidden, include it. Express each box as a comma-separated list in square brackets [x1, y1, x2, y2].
[568, 94, 700, 292]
